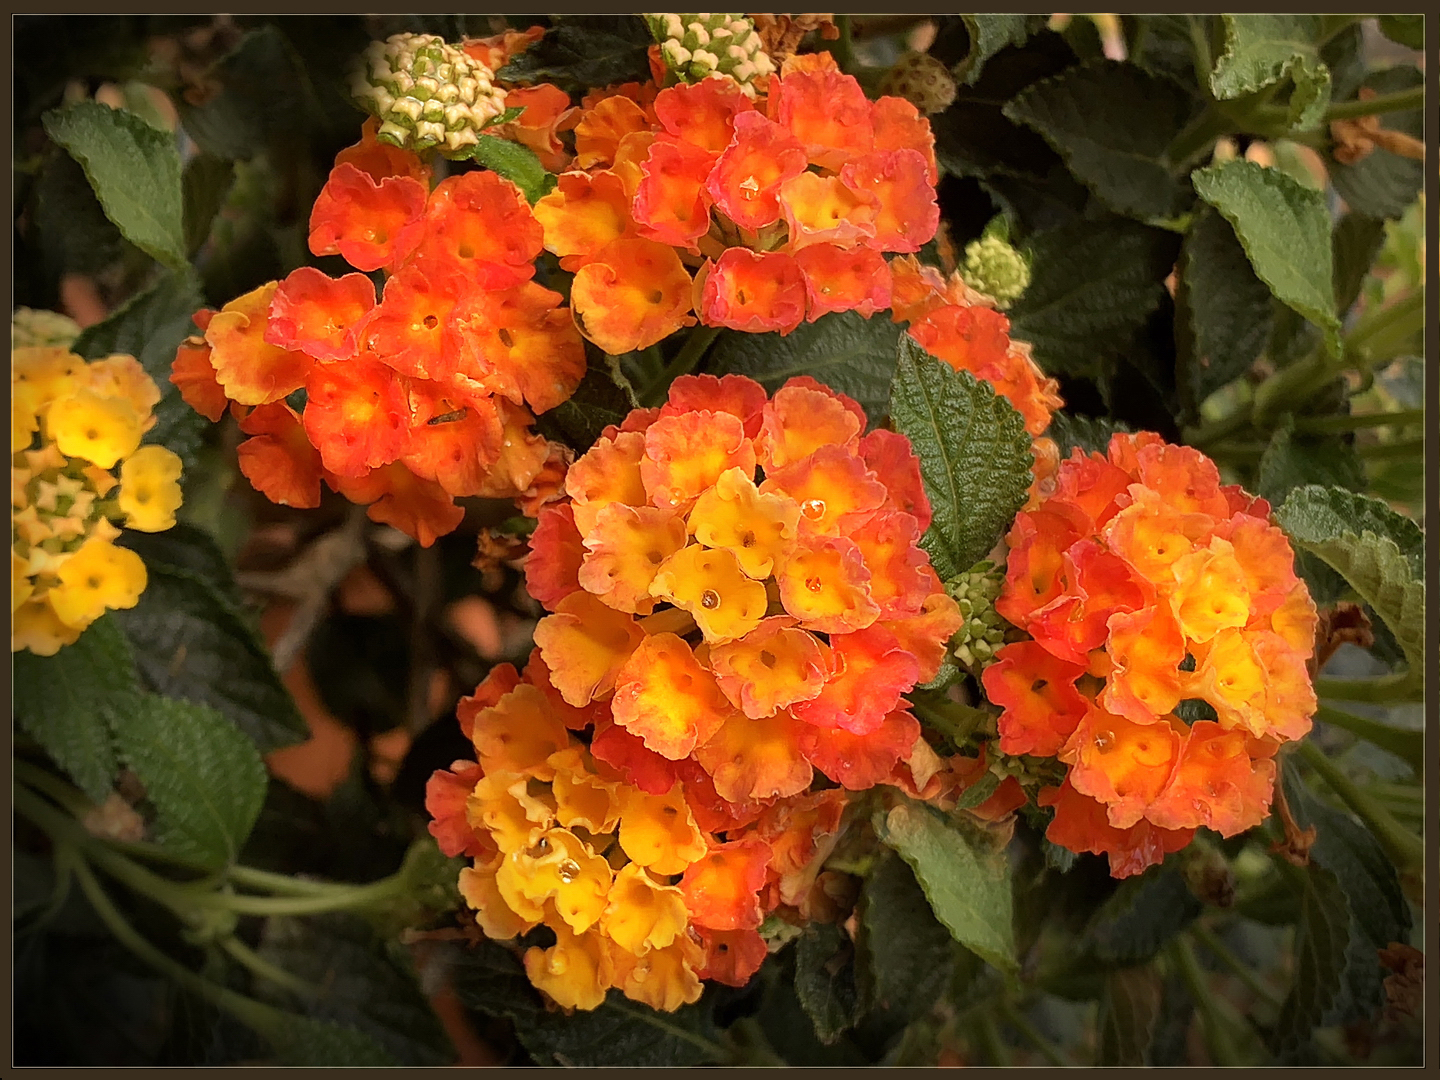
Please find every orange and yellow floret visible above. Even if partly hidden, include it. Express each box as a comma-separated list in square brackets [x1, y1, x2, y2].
[982, 432, 1318, 879]
[427, 375, 969, 1010]
[169, 118, 584, 547]
[12, 347, 183, 655]
[534, 53, 942, 354]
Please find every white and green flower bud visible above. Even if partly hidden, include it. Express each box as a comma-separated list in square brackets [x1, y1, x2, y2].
[644, 12, 776, 98]
[945, 561, 1009, 671]
[878, 51, 957, 115]
[350, 33, 507, 156]
[12, 308, 81, 350]
[959, 234, 1032, 309]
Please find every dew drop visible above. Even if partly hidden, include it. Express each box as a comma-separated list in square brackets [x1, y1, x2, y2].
[548, 952, 569, 976]
[800, 498, 826, 520]
[557, 858, 581, 883]
[700, 589, 721, 609]
[1093, 730, 1114, 752]
[632, 961, 651, 983]
[738, 176, 760, 197]
[805, 576, 823, 593]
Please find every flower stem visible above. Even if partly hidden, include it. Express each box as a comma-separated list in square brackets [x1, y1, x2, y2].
[1316, 669, 1423, 704]
[219, 935, 324, 1000]
[1323, 85, 1425, 122]
[1315, 703, 1423, 773]
[998, 999, 1066, 1066]
[1295, 737, 1424, 871]
[1292, 407, 1425, 435]
[639, 326, 723, 407]
[1187, 923, 1283, 1010]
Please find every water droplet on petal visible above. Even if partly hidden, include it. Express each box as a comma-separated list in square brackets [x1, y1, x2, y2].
[557, 858, 581, 883]
[800, 498, 826, 520]
[700, 589, 721, 609]
[805, 577, 823, 593]
[548, 952, 569, 976]
[1093, 730, 1114, 752]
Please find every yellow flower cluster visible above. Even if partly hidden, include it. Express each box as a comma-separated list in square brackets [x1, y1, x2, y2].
[12, 344, 184, 655]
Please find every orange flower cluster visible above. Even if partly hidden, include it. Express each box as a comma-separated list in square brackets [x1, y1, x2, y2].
[425, 657, 858, 1011]
[533, 54, 941, 354]
[981, 432, 1318, 878]
[171, 119, 582, 545]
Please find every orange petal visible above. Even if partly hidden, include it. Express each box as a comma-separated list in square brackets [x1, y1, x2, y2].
[792, 624, 919, 735]
[982, 641, 1089, 758]
[533, 590, 646, 706]
[693, 709, 813, 803]
[578, 502, 687, 614]
[235, 401, 323, 508]
[610, 633, 733, 759]
[697, 248, 806, 335]
[709, 616, 828, 720]
[775, 533, 880, 634]
[570, 238, 695, 354]
[679, 836, 771, 930]
[640, 408, 756, 511]
[301, 357, 411, 477]
[526, 502, 586, 608]
[308, 162, 427, 272]
[265, 266, 376, 361]
[797, 707, 920, 790]
[205, 283, 313, 407]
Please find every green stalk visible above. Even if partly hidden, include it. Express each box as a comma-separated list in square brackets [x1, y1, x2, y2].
[638, 326, 723, 407]
[998, 999, 1067, 1066]
[1293, 408, 1425, 434]
[974, 1007, 1012, 1066]
[1314, 704, 1424, 773]
[1188, 923, 1283, 1010]
[219, 935, 324, 1000]
[1322, 84, 1425, 122]
[1168, 937, 1247, 1066]
[1358, 437, 1425, 462]
[1316, 670, 1422, 704]
[1295, 738, 1424, 871]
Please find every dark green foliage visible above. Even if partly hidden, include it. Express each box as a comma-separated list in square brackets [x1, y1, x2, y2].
[497, 16, 653, 93]
[1083, 862, 1202, 966]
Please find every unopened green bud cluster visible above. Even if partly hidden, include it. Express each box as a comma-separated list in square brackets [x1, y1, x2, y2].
[350, 33, 508, 156]
[945, 560, 1008, 671]
[12, 308, 81, 351]
[645, 13, 775, 97]
[959, 235, 1031, 309]
[878, 51, 957, 115]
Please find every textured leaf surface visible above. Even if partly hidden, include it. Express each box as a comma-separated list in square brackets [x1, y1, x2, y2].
[1332, 212, 1387, 312]
[74, 268, 208, 476]
[1177, 206, 1274, 409]
[873, 799, 1016, 972]
[1269, 863, 1353, 1060]
[13, 616, 136, 802]
[954, 14, 1044, 84]
[115, 527, 308, 753]
[890, 338, 1033, 580]
[1004, 59, 1196, 220]
[707, 310, 903, 428]
[1042, 412, 1133, 457]
[1009, 216, 1180, 378]
[1192, 160, 1340, 356]
[497, 17, 653, 94]
[1275, 485, 1425, 666]
[857, 853, 956, 1022]
[1083, 862, 1202, 965]
[1257, 415, 1366, 508]
[1210, 15, 1331, 129]
[795, 922, 866, 1044]
[465, 135, 554, 202]
[112, 694, 267, 868]
[1097, 965, 1162, 1065]
[450, 940, 726, 1066]
[1377, 15, 1423, 50]
[42, 101, 186, 266]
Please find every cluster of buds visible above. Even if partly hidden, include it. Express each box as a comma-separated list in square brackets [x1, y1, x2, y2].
[944, 561, 1008, 671]
[13, 346, 183, 655]
[877, 51, 957, 116]
[644, 13, 776, 97]
[12, 307, 81, 350]
[958, 234, 1031, 310]
[350, 33, 509, 155]
[534, 51, 941, 353]
[426, 659, 858, 1012]
[981, 432, 1319, 877]
[171, 119, 581, 547]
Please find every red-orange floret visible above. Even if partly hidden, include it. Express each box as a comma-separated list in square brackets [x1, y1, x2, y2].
[169, 319, 228, 423]
[235, 401, 323, 509]
[770, 68, 874, 171]
[794, 244, 893, 321]
[839, 150, 938, 253]
[365, 262, 467, 382]
[1145, 720, 1276, 837]
[526, 502, 586, 608]
[1040, 778, 1194, 879]
[569, 238, 696, 354]
[655, 78, 754, 154]
[679, 837, 771, 930]
[792, 624, 919, 736]
[706, 110, 808, 231]
[400, 380, 504, 498]
[206, 283, 314, 407]
[859, 429, 932, 532]
[660, 374, 768, 439]
[302, 356, 411, 477]
[695, 927, 768, 987]
[982, 641, 1088, 758]
[309, 162, 427, 273]
[451, 280, 587, 414]
[698, 248, 807, 336]
[632, 135, 718, 248]
[411, 170, 543, 290]
[265, 267, 376, 362]
[796, 707, 921, 790]
[328, 461, 464, 548]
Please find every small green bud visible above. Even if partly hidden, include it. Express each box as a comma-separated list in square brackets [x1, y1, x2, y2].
[945, 561, 1010, 673]
[644, 12, 775, 97]
[350, 33, 508, 157]
[878, 51, 957, 115]
[12, 307, 81, 350]
[959, 234, 1031, 309]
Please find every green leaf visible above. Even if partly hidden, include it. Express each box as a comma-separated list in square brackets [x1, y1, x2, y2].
[33, 149, 125, 275]
[706, 310, 903, 428]
[534, 344, 633, 449]
[872, 799, 1017, 973]
[1268, 862, 1353, 1060]
[1332, 212, 1387, 312]
[1042, 411, 1133, 457]
[1176, 205, 1275, 410]
[889, 337, 1034, 580]
[240, 1006, 397, 1067]
[1210, 15, 1332, 130]
[42, 101, 185, 267]
[450, 940, 726, 1066]
[463, 134, 555, 203]
[1274, 485, 1425, 667]
[1009, 216, 1180, 379]
[1083, 862, 1202, 966]
[114, 527, 308, 753]
[1328, 66, 1424, 221]
[1004, 59, 1197, 220]
[857, 852, 957, 1022]
[954, 14, 1045, 85]
[1097, 964, 1162, 1065]
[1377, 15, 1424, 50]
[255, 913, 453, 1065]
[497, 17, 653, 94]
[1192, 159, 1341, 357]
[953, 770, 1002, 811]
[111, 694, 267, 869]
[794, 922, 867, 1044]
[13, 616, 137, 802]
[182, 153, 235, 257]
[73, 267, 209, 476]
[1257, 414, 1366, 508]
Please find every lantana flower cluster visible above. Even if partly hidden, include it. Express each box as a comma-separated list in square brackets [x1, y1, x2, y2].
[981, 432, 1319, 878]
[171, 120, 583, 546]
[426, 658, 859, 1013]
[426, 373, 974, 1009]
[533, 52, 942, 354]
[13, 346, 184, 655]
